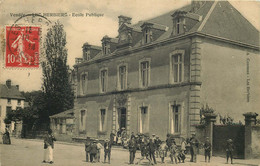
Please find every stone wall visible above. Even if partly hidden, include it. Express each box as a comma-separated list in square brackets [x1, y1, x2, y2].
[251, 125, 260, 158]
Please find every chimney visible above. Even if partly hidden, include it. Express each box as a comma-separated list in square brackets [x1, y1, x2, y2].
[16, 85, 19, 90]
[6, 79, 11, 89]
[191, 0, 206, 13]
[118, 15, 132, 27]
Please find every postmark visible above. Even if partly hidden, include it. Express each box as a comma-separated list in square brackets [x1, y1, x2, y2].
[5, 14, 51, 68]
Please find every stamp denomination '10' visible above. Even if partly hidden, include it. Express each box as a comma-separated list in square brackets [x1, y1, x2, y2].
[6, 26, 40, 67]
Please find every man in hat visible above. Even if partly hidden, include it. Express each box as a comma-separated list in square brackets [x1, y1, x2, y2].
[154, 136, 161, 158]
[148, 138, 157, 164]
[121, 127, 127, 145]
[135, 136, 152, 165]
[96, 139, 103, 162]
[128, 136, 137, 164]
[151, 134, 156, 143]
[85, 137, 91, 162]
[90, 140, 98, 162]
[43, 129, 56, 164]
[110, 131, 115, 145]
[104, 139, 112, 164]
[189, 133, 199, 162]
[226, 138, 234, 164]
[131, 132, 135, 139]
[169, 141, 178, 164]
[178, 137, 187, 163]
[204, 137, 211, 162]
[116, 128, 121, 144]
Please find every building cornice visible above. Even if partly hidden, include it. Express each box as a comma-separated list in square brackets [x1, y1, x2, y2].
[0, 97, 25, 100]
[195, 32, 260, 51]
[77, 81, 202, 98]
[74, 32, 259, 68]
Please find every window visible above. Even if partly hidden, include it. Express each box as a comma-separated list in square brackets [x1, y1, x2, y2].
[176, 18, 180, 34]
[172, 54, 183, 83]
[140, 61, 150, 87]
[100, 109, 106, 132]
[6, 106, 12, 113]
[170, 105, 181, 134]
[139, 106, 149, 133]
[85, 51, 91, 61]
[119, 66, 127, 90]
[81, 73, 87, 94]
[100, 69, 108, 92]
[103, 43, 110, 55]
[79, 110, 86, 132]
[18, 99, 21, 105]
[145, 29, 149, 43]
[104, 43, 107, 55]
[7, 99, 11, 104]
[61, 119, 66, 134]
[54, 119, 58, 130]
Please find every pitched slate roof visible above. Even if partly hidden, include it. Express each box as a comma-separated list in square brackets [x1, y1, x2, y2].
[0, 84, 25, 100]
[79, 1, 259, 63]
[134, 1, 258, 46]
[49, 109, 75, 118]
[198, 1, 259, 46]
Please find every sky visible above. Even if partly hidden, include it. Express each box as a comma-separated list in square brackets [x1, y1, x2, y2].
[0, 0, 259, 92]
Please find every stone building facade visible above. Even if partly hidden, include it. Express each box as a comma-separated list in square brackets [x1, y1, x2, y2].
[72, 1, 260, 141]
[0, 79, 25, 133]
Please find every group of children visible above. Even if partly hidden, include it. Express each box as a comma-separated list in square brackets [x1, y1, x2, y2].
[127, 133, 187, 165]
[85, 138, 112, 164]
[84, 131, 235, 165]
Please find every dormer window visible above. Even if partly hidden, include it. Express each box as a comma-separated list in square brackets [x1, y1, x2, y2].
[176, 18, 181, 34]
[86, 51, 90, 61]
[82, 42, 91, 61]
[101, 36, 111, 56]
[141, 22, 153, 44]
[104, 43, 108, 55]
[171, 11, 187, 36]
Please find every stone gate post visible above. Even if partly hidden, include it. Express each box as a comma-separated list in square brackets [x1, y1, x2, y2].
[243, 112, 258, 159]
[204, 113, 217, 156]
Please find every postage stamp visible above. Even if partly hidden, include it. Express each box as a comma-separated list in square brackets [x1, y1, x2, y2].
[5, 26, 40, 67]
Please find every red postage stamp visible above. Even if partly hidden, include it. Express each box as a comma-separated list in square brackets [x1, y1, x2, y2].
[6, 26, 40, 67]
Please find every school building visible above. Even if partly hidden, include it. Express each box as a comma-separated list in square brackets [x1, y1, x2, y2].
[68, 0, 259, 141]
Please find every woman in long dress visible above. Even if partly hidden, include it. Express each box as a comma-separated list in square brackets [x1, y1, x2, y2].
[2, 128, 11, 144]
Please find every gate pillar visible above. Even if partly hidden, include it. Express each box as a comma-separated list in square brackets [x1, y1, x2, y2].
[204, 113, 217, 156]
[243, 112, 258, 159]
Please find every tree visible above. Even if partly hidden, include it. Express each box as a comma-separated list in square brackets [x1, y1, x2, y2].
[42, 21, 74, 120]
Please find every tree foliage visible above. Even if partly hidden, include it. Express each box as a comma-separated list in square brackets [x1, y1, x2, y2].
[41, 21, 74, 118]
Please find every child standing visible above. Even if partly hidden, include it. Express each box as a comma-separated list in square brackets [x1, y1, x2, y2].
[159, 141, 168, 163]
[204, 137, 211, 162]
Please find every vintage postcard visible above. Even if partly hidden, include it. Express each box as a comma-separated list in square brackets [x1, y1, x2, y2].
[0, 0, 260, 165]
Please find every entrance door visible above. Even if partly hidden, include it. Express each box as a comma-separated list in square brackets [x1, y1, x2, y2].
[118, 108, 127, 130]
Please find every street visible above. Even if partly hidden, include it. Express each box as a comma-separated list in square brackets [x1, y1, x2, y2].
[0, 138, 259, 166]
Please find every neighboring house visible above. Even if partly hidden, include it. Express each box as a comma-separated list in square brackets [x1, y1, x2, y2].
[50, 109, 75, 141]
[72, 0, 260, 141]
[0, 79, 25, 133]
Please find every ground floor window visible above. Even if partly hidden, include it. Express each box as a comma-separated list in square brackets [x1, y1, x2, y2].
[61, 119, 66, 134]
[170, 105, 181, 134]
[100, 109, 107, 132]
[79, 110, 86, 132]
[139, 106, 149, 133]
